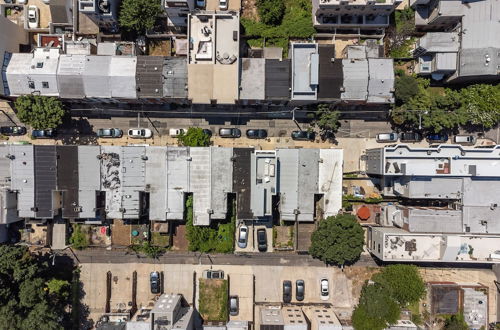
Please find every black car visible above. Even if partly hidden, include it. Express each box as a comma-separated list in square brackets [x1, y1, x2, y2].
[296, 280, 305, 302]
[426, 133, 448, 143]
[219, 128, 241, 138]
[246, 129, 268, 139]
[257, 228, 267, 252]
[291, 130, 315, 141]
[31, 129, 56, 139]
[202, 129, 212, 137]
[150, 271, 160, 294]
[229, 295, 239, 316]
[400, 132, 423, 142]
[283, 280, 292, 303]
[0, 126, 27, 136]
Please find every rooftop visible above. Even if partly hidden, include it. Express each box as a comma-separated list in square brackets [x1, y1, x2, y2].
[291, 43, 319, 100]
[240, 58, 265, 100]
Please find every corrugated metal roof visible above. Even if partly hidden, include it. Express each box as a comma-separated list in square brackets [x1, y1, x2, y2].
[163, 57, 188, 99]
[83, 56, 111, 98]
[109, 56, 137, 98]
[57, 55, 86, 98]
[341, 59, 368, 101]
[136, 56, 164, 98]
[367, 58, 394, 104]
[34, 145, 57, 218]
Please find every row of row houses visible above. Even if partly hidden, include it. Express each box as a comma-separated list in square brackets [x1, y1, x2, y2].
[0, 145, 342, 230]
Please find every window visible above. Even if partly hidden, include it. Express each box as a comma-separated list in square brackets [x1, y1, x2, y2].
[36, 62, 44, 68]
[42, 81, 49, 88]
[378, 243, 381, 253]
[28, 81, 35, 89]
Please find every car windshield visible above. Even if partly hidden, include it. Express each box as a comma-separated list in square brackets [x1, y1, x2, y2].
[140, 129, 145, 135]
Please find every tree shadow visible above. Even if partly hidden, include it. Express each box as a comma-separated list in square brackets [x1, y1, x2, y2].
[58, 117, 98, 145]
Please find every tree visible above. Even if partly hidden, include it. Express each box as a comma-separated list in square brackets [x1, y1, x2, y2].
[119, 0, 162, 35]
[444, 314, 469, 330]
[352, 284, 401, 330]
[0, 246, 70, 330]
[256, 0, 285, 26]
[69, 224, 89, 250]
[178, 127, 211, 147]
[394, 75, 419, 105]
[309, 214, 364, 266]
[372, 264, 426, 306]
[458, 84, 500, 128]
[14, 95, 65, 129]
[315, 104, 341, 138]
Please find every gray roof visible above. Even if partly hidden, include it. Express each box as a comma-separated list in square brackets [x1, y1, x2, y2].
[367, 58, 394, 104]
[265, 59, 291, 99]
[78, 146, 101, 218]
[418, 32, 460, 53]
[251, 151, 277, 218]
[190, 148, 211, 225]
[291, 43, 319, 100]
[347, 45, 367, 59]
[240, 58, 265, 100]
[210, 147, 233, 219]
[145, 147, 167, 221]
[458, 47, 500, 78]
[163, 57, 188, 99]
[10, 145, 35, 218]
[109, 56, 137, 98]
[34, 146, 57, 218]
[50, 0, 72, 24]
[83, 56, 111, 98]
[120, 147, 147, 219]
[166, 147, 189, 220]
[97, 42, 118, 55]
[434, 52, 456, 71]
[136, 56, 164, 98]
[461, 0, 500, 49]
[341, 59, 368, 101]
[57, 55, 86, 98]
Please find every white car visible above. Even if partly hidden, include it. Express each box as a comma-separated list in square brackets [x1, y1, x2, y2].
[27, 6, 39, 29]
[219, 0, 228, 10]
[237, 225, 248, 249]
[320, 278, 329, 301]
[128, 128, 152, 139]
[169, 128, 186, 137]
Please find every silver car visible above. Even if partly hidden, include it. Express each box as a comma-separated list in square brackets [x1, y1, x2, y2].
[237, 225, 248, 248]
[376, 133, 398, 143]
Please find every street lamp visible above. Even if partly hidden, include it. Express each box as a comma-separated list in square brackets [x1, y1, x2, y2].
[418, 110, 428, 130]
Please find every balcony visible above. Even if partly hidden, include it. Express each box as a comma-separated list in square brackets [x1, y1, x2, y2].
[317, 14, 389, 27]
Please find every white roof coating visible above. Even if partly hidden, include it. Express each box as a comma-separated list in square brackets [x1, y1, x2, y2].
[120, 147, 146, 219]
[146, 147, 167, 221]
[341, 59, 368, 101]
[319, 149, 343, 218]
[240, 58, 265, 100]
[418, 32, 460, 53]
[10, 145, 35, 218]
[189, 147, 211, 225]
[83, 56, 111, 98]
[109, 56, 137, 98]
[57, 54, 86, 98]
[166, 147, 189, 220]
[291, 43, 319, 100]
[78, 146, 101, 218]
[367, 58, 394, 104]
[210, 147, 233, 219]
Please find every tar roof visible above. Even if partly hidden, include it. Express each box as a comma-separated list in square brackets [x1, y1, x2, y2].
[265, 59, 291, 99]
[367, 58, 395, 104]
[240, 58, 265, 100]
[34, 146, 57, 218]
[136, 56, 164, 98]
[57, 146, 79, 218]
[50, 0, 72, 24]
[318, 44, 342, 99]
[163, 57, 188, 99]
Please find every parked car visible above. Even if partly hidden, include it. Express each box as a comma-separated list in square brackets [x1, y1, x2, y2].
[426, 133, 448, 143]
[229, 295, 239, 316]
[0, 126, 27, 136]
[489, 250, 500, 259]
[196, 0, 206, 8]
[202, 129, 212, 137]
[237, 225, 248, 249]
[291, 130, 315, 141]
[283, 280, 292, 303]
[320, 278, 329, 300]
[150, 271, 160, 294]
[400, 132, 423, 142]
[296, 280, 305, 302]
[454, 135, 476, 146]
[97, 128, 123, 138]
[376, 133, 398, 143]
[219, 128, 241, 138]
[27, 5, 39, 29]
[31, 129, 56, 139]
[169, 128, 186, 137]
[128, 128, 152, 139]
[257, 228, 267, 252]
[219, 0, 228, 10]
[203, 269, 224, 279]
[246, 129, 268, 139]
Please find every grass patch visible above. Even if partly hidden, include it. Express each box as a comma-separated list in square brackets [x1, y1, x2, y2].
[129, 242, 166, 258]
[151, 231, 169, 247]
[389, 37, 415, 59]
[185, 195, 236, 253]
[69, 224, 89, 250]
[199, 279, 228, 322]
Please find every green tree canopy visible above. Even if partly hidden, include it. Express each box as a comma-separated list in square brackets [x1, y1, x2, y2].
[352, 284, 401, 330]
[119, 0, 162, 35]
[458, 84, 500, 128]
[0, 246, 71, 330]
[14, 95, 65, 129]
[69, 224, 89, 250]
[309, 214, 364, 266]
[372, 264, 426, 306]
[444, 314, 469, 330]
[315, 104, 341, 138]
[256, 0, 285, 26]
[394, 75, 419, 105]
[178, 127, 211, 147]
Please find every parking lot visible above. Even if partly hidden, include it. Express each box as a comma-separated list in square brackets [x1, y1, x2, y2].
[234, 222, 274, 253]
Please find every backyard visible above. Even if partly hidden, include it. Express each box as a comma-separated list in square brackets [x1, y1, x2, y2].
[198, 279, 229, 322]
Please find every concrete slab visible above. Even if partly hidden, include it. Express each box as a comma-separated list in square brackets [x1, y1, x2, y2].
[228, 273, 254, 321]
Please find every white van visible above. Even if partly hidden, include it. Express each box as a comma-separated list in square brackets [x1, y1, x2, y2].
[453, 135, 476, 146]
